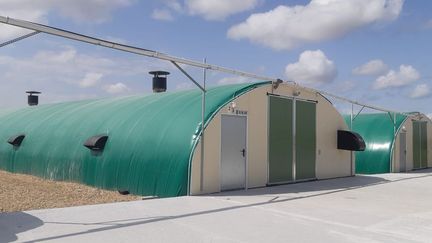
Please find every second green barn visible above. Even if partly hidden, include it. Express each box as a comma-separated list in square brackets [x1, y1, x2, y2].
[345, 113, 432, 174]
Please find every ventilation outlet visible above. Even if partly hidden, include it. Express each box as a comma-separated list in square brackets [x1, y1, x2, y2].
[26, 91, 41, 106]
[337, 130, 366, 151]
[8, 134, 26, 147]
[149, 71, 170, 93]
[118, 190, 130, 195]
[84, 135, 108, 151]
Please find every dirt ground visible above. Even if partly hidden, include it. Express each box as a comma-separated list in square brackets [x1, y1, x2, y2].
[0, 170, 141, 213]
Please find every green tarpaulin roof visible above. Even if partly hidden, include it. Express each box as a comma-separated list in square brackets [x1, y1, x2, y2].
[0, 82, 269, 197]
[344, 113, 408, 174]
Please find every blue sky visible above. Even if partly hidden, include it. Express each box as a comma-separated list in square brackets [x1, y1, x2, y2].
[0, 0, 431, 117]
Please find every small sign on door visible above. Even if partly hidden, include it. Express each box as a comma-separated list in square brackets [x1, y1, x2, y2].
[235, 110, 248, 115]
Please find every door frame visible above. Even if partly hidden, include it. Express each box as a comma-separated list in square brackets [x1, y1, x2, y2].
[219, 114, 248, 192]
[266, 93, 317, 185]
[399, 132, 407, 172]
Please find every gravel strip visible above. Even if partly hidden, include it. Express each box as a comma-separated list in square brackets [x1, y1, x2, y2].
[0, 170, 141, 212]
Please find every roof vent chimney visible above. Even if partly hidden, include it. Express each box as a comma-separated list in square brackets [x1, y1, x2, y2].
[26, 91, 41, 106]
[149, 71, 169, 93]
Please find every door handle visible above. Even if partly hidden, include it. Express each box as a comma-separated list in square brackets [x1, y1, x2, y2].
[241, 149, 246, 157]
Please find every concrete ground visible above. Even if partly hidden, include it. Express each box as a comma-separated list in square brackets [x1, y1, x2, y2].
[1, 169, 432, 243]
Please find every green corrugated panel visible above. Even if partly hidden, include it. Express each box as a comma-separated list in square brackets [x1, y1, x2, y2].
[420, 122, 428, 168]
[296, 100, 316, 180]
[268, 96, 293, 183]
[413, 121, 428, 169]
[343, 113, 407, 174]
[413, 121, 421, 169]
[0, 82, 269, 197]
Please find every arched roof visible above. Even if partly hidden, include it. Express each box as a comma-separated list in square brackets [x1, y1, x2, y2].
[344, 113, 408, 174]
[0, 82, 269, 197]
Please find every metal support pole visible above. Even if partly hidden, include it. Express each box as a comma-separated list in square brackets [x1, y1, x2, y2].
[0, 31, 40, 48]
[200, 58, 207, 192]
[350, 103, 354, 176]
[171, 61, 205, 92]
[350, 103, 354, 130]
[353, 106, 365, 121]
[392, 112, 396, 172]
[292, 98, 297, 181]
[387, 112, 394, 124]
[170, 60, 207, 194]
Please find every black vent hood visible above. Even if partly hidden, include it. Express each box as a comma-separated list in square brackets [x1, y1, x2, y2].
[337, 130, 366, 151]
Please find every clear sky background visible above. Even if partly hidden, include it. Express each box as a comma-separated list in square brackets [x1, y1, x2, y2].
[0, 0, 431, 117]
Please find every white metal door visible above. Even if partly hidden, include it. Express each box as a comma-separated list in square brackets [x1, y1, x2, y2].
[221, 115, 247, 191]
[400, 132, 407, 172]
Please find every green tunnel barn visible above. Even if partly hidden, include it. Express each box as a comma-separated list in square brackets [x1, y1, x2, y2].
[0, 82, 358, 197]
[345, 113, 432, 174]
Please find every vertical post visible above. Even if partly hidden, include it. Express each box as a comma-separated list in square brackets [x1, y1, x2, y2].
[350, 103, 354, 176]
[392, 112, 396, 172]
[200, 58, 207, 192]
[292, 98, 297, 181]
[350, 103, 354, 129]
[170, 61, 205, 196]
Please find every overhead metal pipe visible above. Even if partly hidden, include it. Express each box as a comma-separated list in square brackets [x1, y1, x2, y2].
[0, 15, 418, 117]
[0, 16, 278, 83]
[308, 87, 414, 117]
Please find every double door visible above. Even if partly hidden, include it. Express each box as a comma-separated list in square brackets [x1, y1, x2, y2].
[413, 121, 428, 169]
[268, 95, 316, 184]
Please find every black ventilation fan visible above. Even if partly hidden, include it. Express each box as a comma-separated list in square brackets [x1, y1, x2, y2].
[83, 134, 109, 151]
[26, 91, 41, 106]
[8, 134, 26, 147]
[337, 130, 366, 151]
[149, 71, 170, 93]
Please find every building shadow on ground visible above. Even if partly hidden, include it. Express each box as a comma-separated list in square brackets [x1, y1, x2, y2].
[211, 175, 387, 197]
[210, 169, 432, 197]
[406, 168, 432, 174]
[0, 212, 44, 242]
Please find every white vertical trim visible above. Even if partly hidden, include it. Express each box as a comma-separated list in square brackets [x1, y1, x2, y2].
[314, 101, 318, 180]
[245, 114, 249, 190]
[350, 103, 354, 176]
[219, 116, 222, 193]
[266, 95, 270, 184]
[292, 98, 297, 182]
